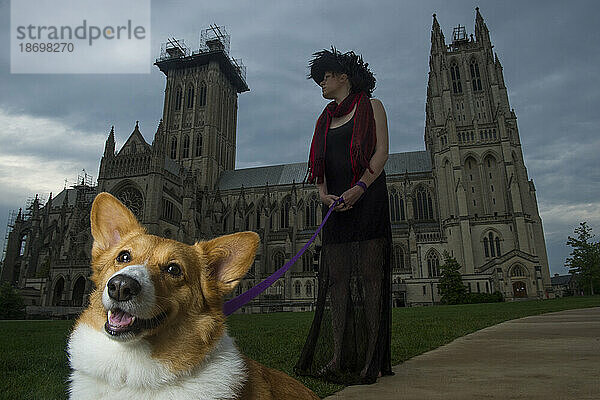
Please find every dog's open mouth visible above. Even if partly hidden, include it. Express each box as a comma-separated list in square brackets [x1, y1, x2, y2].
[105, 308, 167, 338]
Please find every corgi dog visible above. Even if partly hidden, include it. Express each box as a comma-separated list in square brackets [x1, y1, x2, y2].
[67, 192, 319, 400]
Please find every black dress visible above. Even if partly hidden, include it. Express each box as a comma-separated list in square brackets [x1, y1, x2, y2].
[296, 116, 393, 385]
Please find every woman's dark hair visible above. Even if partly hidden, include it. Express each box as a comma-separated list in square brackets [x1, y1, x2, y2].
[308, 46, 376, 97]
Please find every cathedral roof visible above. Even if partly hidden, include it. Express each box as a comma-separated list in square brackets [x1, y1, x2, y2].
[217, 151, 431, 190]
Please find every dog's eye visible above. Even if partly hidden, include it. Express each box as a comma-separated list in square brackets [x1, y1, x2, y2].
[116, 250, 131, 263]
[165, 263, 182, 277]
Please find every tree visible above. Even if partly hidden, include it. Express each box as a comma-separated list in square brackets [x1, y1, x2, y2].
[0, 282, 26, 319]
[566, 222, 600, 295]
[438, 251, 467, 305]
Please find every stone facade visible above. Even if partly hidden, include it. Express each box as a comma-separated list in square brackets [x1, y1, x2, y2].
[1, 10, 552, 317]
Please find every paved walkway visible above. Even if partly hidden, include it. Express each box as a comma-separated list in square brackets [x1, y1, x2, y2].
[324, 307, 600, 400]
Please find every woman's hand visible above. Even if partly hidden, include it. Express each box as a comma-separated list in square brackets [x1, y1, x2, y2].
[320, 193, 343, 210]
[337, 185, 365, 212]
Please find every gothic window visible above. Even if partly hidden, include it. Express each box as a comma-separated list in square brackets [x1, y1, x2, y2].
[195, 133, 202, 157]
[170, 136, 177, 159]
[186, 85, 194, 108]
[450, 62, 462, 94]
[182, 134, 190, 158]
[427, 251, 440, 277]
[175, 86, 182, 110]
[280, 199, 290, 229]
[272, 251, 285, 273]
[199, 82, 207, 107]
[389, 190, 404, 222]
[470, 60, 482, 91]
[116, 187, 144, 219]
[19, 234, 27, 256]
[72, 276, 86, 307]
[162, 198, 174, 221]
[294, 281, 301, 296]
[393, 246, 405, 271]
[484, 232, 501, 258]
[256, 206, 262, 229]
[305, 196, 319, 227]
[52, 277, 65, 306]
[302, 251, 313, 272]
[413, 187, 434, 220]
[511, 265, 526, 277]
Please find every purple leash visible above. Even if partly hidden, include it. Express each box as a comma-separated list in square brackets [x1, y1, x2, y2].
[223, 197, 344, 316]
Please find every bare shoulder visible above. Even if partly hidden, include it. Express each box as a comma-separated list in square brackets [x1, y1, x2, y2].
[370, 98, 387, 116]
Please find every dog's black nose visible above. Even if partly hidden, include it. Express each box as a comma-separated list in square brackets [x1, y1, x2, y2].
[107, 275, 141, 302]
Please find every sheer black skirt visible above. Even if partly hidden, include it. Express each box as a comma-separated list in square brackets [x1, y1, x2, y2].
[295, 204, 393, 384]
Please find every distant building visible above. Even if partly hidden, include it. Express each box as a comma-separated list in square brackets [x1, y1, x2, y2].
[1, 10, 552, 317]
[550, 274, 577, 297]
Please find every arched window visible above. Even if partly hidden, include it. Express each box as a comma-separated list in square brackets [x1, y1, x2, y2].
[256, 206, 262, 229]
[199, 82, 207, 107]
[305, 197, 319, 227]
[393, 246, 405, 271]
[272, 251, 285, 273]
[72, 276, 87, 307]
[413, 187, 434, 220]
[427, 252, 440, 277]
[182, 134, 190, 158]
[470, 60, 482, 91]
[294, 281, 301, 296]
[186, 85, 194, 108]
[195, 133, 202, 157]
[306, 281, 312, 297]
[484, 231, 502, 258]
[302, 251, 313, 272]
[450, 62, 462, 94]
[175, 86, 182, 110]
[511, 265, 525, 277]
[280, 200, 290, 229]
[389, 190, 405, 222]
[52, 277, 65, 306]
[19, 234, 27, 256]
[170, 136, 177, 159]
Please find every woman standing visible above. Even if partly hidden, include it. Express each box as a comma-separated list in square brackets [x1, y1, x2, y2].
[296, 47, 393, 385]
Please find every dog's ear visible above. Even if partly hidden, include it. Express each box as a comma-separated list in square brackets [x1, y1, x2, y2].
[199, 232, 259, 293]
[90, 192, 144, 254]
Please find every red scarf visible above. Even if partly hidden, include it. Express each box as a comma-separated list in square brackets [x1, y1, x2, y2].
[306, 92, 376, 185]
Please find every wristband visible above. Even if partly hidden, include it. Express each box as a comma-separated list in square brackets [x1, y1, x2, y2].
[355, 181, 367, 192]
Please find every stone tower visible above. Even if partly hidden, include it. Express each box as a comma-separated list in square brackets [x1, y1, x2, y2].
[425, 9, 550, 294]
[154, 28, 249, 191]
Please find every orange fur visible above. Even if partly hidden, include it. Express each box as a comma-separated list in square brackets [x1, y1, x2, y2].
[77, 192, 319, 399]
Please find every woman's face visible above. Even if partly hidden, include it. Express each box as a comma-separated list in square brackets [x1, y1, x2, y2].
[319, 71, 348, 99]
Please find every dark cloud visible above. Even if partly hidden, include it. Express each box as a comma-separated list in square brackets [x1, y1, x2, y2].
[1, 0, 599, 276]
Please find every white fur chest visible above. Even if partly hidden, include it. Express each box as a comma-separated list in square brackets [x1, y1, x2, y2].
[67, 324, 248, 400]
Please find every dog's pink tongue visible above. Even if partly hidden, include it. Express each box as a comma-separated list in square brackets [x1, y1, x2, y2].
[109, 309, 134, 327]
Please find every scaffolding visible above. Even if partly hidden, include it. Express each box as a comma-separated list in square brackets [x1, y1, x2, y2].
[156, 24, 247, 85]
[452, 25, 468, 43]
[157, 38, 191, 61]
[199, 24, 230, 55]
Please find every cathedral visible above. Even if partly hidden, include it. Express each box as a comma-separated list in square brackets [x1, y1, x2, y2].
[1, 9, 552, 317]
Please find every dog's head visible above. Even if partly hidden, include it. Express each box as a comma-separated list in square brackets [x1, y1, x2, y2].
[83, 192, 258, 345]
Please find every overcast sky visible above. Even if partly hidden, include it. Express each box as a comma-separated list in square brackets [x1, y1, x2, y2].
[0, 0, 598, 277]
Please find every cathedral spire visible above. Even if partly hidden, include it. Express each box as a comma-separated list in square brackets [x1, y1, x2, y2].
[104, 126, 115, 158]
[430, 13, 446, 54]
[475, 7, 491, 48]
[152, 119, 166, 155]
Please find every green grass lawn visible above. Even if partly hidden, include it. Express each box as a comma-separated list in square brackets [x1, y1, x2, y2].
[1, 296, 599, 399]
